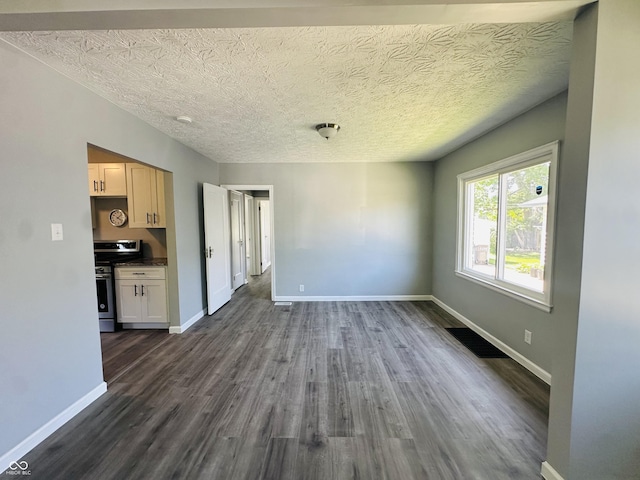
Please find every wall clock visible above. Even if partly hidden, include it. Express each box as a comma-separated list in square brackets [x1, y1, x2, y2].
[108, 208, 127, 227]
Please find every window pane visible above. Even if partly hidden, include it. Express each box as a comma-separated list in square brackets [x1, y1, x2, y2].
[502, 162, 550, 292]
[456, 142, 557, 308]
[468, 175, 499, 277]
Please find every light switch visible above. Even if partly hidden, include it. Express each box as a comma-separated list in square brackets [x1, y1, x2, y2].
[51, 223, 63, 241]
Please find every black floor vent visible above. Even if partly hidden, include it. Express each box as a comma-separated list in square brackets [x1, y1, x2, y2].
[445, 328, 509, 358]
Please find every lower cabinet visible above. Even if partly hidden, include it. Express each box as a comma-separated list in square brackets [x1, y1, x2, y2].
[115, 266, 167, 324]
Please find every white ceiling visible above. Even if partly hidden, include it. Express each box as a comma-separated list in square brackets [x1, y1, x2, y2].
[0, 21, 573, 163]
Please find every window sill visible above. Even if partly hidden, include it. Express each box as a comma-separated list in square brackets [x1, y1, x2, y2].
[455, 270, 553, 313]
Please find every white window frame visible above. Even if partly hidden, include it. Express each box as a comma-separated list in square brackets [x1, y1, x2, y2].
[456, 141, 559, 312]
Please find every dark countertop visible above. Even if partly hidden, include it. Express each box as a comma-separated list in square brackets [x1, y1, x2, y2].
[114, 258, 168, 267]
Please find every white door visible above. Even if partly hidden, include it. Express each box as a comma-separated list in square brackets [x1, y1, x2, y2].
[229, 190, 245, 291]
[244, 195, 255, 276]
[258, 200, 271, 273]
[203, 183, 232, 315]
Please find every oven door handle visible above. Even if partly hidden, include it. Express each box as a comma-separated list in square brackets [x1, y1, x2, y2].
[95, 274, 112, 279]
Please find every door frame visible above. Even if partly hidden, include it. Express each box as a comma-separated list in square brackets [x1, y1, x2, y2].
[257, 199, 271, 273]
[221, 184, 275, 301]
[228, 189, 246, 291]
[244, 194, 256, 277]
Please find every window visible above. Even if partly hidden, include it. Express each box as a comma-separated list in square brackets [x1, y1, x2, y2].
[456, 142, 559, 311]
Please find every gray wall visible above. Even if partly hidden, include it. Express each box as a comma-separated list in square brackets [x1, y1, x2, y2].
[543, 5, 596, 477]
[220, 162, 434, 297]
[431, 92, 582, 374]
[560, 1, 640, 478]
[0, 39, 217, 458]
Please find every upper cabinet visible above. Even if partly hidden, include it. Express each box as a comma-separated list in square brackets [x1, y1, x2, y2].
[87, 145, 166, 229]
[87, 146, 127, 197]
[88, 163, 127, 197]
[126, 163, 166, 228]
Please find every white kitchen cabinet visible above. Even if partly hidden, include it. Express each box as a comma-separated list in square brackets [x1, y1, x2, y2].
[115, 266, 168, 324]
[87, 163, 127, 197]
[126, 163, 166, 228]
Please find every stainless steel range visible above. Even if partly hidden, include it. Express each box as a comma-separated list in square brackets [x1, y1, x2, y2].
[94, 240, 142, 332]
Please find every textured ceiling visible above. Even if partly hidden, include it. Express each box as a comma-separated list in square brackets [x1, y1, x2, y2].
[0, 23, 572, 163]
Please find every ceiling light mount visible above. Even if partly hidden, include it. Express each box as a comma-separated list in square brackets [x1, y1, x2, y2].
[315, 123, 340, 140]
[176, 115, 193, 124]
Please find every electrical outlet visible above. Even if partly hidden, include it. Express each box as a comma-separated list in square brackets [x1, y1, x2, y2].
[299, 284, 305, 292]
[524, 329, 532, 345]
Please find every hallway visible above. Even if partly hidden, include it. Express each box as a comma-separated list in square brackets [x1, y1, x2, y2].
[25, 271, 549, 479]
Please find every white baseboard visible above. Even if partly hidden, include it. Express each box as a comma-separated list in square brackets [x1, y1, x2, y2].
[0, 382, 107, 473]
[274, 295, 434, 302]
[541, 461, 565, 480]
[169, 308, 206, 334]
[431, 296, 551, 385]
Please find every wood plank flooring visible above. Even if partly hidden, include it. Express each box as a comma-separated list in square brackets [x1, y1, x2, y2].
[23, 271, 549, 479]
[100, 329, 171, 384]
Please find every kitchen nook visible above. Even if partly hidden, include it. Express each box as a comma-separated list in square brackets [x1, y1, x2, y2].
[88, 144, 171, 332]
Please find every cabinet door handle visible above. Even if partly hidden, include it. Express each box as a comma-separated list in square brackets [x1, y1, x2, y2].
[141, 285, 145, 296]
[153, 213, 157, 224]
[146, 213, 151, 224]
[93, 180, 98, 192]
[134, 285, 138, 296]
[100, 180, 105, 192]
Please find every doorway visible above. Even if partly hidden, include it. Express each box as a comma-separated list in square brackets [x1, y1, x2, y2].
[88, 144, 178, 383]
[222, 185, 275, 301]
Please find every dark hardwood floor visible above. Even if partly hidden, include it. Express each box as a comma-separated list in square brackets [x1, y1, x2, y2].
[24, 271, 549, 479]
[100, 329, 171, 384]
